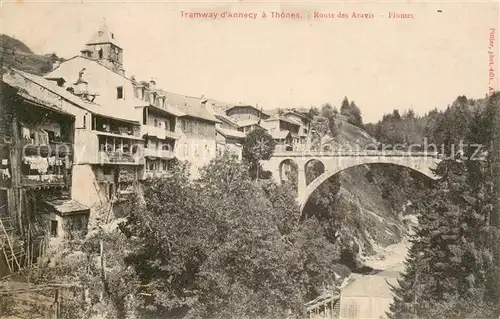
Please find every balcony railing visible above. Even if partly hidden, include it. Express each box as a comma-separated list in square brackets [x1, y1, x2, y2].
[142, 170, 171, 179]
[21, 141, 73, 157]
[143, 148, 175, 159]
[98, 151, 144, 165]
[141, 125, 181, 140]
[21, 174, 66, 187]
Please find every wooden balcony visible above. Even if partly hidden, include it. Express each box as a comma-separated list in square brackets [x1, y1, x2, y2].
[21, 174, 67, 187]
[98, 151, 144, 165]
[141, 125, 181, 140]
[142, 170, 171, 180]
[21, 141, 73, 157]
[143, 148, 175, 159]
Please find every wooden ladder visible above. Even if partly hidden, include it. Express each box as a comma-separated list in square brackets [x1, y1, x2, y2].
[0, 216, 21, 273]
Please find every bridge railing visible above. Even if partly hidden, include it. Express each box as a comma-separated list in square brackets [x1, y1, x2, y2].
[271, 150, 441, 158]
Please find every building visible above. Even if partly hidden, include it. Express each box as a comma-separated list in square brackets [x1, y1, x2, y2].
[283, 111, 311, 148]
[261, 115, 302, 150]
[79, 23, 124, 75]
[0, 68, 92, 267]
[131, 79, 184, 179]
[338, 270, 399, 319]
[210, 109, 245, 159]
[305, 289, 341, 319]
[225, 103, 270, 123]
[47, 24, 219, 178]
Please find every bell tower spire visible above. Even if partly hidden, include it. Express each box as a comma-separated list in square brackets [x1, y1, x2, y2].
[80, 21, 125, 75]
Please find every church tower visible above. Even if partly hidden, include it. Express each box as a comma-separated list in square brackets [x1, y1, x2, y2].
[80, 23, 125, 75]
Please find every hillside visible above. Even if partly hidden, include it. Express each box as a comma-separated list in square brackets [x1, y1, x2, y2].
[0, 34, 64, 75]
[302, 114, 431, 269]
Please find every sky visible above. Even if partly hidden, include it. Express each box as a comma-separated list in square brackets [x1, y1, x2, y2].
[1, 0, 499, 123]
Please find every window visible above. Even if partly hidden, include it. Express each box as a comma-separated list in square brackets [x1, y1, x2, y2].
[51, 220, 58, 237]
[147, 159, 155, 171]
[116, 86, 124, 99]
[98, 49, 103, 59]
[103, 166, 113, 176]
[154, 119, 158, 127]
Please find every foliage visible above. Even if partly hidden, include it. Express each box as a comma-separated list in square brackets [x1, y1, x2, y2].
[119, 155, 342, 318]
[1, 230, 138, 318]
[242, 128, 276, 180]
[309, 116, 330, 151]
[339, 97, 363, 128]
[388, 93, 500, 319]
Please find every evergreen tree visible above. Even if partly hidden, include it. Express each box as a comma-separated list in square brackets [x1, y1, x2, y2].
[340, 96, 350, 116]
[347, 101, 363, 128]
[388, 94, 500, 319]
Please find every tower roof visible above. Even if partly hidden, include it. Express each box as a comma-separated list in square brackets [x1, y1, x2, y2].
[85, 23, 121, 48]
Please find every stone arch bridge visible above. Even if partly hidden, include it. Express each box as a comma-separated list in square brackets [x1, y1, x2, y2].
[261, 151, 442, 211]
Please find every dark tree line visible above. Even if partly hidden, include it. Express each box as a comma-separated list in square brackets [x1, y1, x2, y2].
[388, 93, 500, 318]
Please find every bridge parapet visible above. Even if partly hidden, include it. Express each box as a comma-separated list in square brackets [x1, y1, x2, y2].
[262, 151, 442, 212]
[271, 151, 440, 158]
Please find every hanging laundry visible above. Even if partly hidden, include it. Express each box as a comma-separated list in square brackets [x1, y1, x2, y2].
[38, 130, 49, 145]
[21, 126, 31, 140]
[47, 156, 56, 166]
[65, 156, 72, 169]
[0, 168, 10, 180]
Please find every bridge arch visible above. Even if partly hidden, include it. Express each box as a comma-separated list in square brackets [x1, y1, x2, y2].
[298, 159, 440, 212]
[278, 158, 298, 184]
[304, 159, 325, 186]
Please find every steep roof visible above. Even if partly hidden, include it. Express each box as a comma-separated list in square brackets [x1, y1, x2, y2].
[234, 118, 262, 127]
[43, 198, 89, 216]
[216, 127, 246, 139]
[85, 23, 121, 48]
[271, 130, 291, 139]
[2, 69, 73, 116]
[159, 92, 219, 123]
[214, 114, 239, 128]
[283, 111, 309, 121]
[225, 103, 270, 117]
[10, 68, 138, 123]
[265, 115, 302, 127]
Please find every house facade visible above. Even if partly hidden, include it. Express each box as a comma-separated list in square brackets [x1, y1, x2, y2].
[225, 104, 270, 123]
[212, 113, 245, 159]
[0, 68, 92, 263]
[46, 25, 219, 179]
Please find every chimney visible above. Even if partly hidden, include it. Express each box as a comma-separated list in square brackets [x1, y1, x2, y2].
[73, 68, 88, 95]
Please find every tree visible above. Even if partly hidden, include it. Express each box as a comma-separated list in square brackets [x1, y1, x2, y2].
[340, 97, 350, 116]
[321, 103, 335, 119]
[242, 128, 276, 180]
[388, 95, 500, 319]
[403, 109, 416, 119]
[309, 116, 330, 151]
[347, 101, 363, 128]
[119, 156, 344, 318]
[320, 103, 339, 138]
[307, 106, 320, 120]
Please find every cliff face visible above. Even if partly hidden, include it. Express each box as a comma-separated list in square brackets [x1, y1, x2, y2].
[307, 116, 432, 263]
